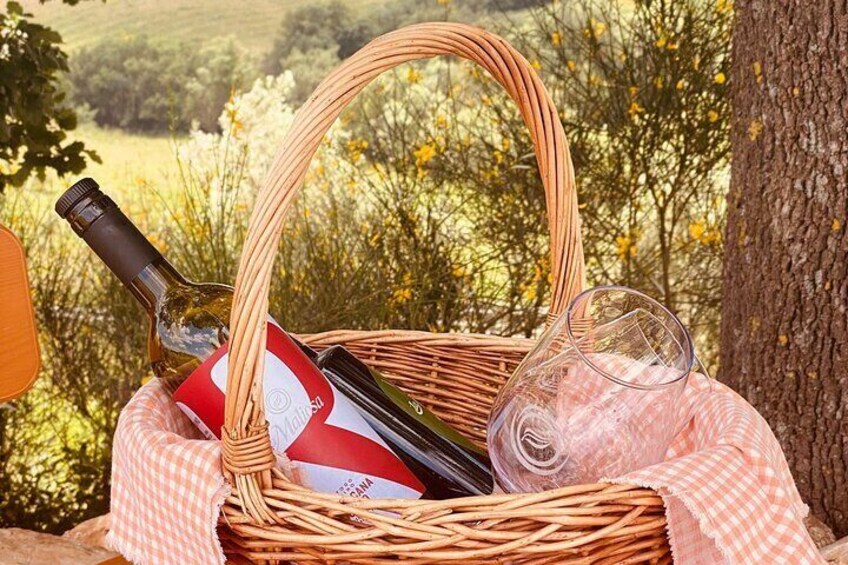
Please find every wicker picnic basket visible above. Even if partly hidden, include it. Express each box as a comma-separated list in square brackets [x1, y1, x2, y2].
[218, 22, 670, 564]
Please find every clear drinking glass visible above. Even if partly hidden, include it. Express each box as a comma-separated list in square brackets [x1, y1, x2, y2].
[488, 286, 702, 493]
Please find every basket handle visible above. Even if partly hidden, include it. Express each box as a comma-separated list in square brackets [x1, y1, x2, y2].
[222, 22, 585, 520]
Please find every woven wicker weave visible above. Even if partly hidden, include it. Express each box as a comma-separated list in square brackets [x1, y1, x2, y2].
[218, 22, 670, 564]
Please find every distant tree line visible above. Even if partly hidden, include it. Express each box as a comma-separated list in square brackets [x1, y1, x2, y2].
[70, 37, 255, 133]
[262, 0, 543, 102]
[68, 0, 542, 133]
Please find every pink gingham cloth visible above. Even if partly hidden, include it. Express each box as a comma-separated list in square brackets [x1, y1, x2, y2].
[612, 374, 823, 564]
[108, 379, 230, 565]
[108, 375, 823, 564]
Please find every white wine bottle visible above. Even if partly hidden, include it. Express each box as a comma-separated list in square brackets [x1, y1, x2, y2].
[57, 178, 493, 499]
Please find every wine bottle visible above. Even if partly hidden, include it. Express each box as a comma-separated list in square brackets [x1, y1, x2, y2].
[316, 346, 493, 497]
[55, 178, 491, 500]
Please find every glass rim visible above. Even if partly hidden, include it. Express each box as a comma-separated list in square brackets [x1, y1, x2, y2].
[564, 285, 695, 391]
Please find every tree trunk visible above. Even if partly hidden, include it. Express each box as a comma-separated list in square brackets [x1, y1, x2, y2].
[721, 0, 848, 535]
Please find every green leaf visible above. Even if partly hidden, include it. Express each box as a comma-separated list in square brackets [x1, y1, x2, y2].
[0, 1, 95, 191]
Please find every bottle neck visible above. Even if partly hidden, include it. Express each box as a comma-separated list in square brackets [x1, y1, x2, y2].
[59, 187, 191, 313]
[128, 257, 189, 313]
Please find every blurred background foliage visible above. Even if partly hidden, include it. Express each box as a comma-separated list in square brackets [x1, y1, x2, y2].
[0, 0, 730, 532]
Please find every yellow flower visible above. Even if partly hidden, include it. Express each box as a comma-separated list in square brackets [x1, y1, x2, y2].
[707, 110, 720, 122]
[582, 19, 605, 39]
[688, 219, 707, 241]
[716, 0, 733, 14]
[590, 18, 606, 38]
[391, 288, 412, 304]
[714, 72, 726, 85]
[676, 79, 685, 90]
[628, 101, 644, 117]
[530, 59, 542, 70]
[501, 137, 511, 151]
[225, 103, 243, 134]
[689, 218, 721, 244]
[753, 61, 763, 84]
[567, 60, 577, 71]
[346, 138, 369, 161]
[436, 0, 450, 4]
[414, 143, 436, 166]
[406, 68, 423, 84]
[551, 31, 562, 46]
[615, 235, 637, 260]
[435, 114, 447, 129]
[655, 36, 667, 49]
[832, 218, 841, 231]
[654, 76, 664, 88]
[628, 86, 639, 97]
[452, 265, 466, 278]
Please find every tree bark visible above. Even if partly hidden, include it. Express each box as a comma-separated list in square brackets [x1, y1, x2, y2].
[721, 0, 848, 535]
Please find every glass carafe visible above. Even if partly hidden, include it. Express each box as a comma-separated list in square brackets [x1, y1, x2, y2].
[488, 286, 702, 493]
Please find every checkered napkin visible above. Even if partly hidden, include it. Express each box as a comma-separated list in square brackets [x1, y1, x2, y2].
[611, 375, 823, 564]
[108, 376, 822, 564]
[107, 379, 230, 565]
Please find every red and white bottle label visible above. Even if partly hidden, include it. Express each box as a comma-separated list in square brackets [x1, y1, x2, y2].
[173, 321, 425, 500]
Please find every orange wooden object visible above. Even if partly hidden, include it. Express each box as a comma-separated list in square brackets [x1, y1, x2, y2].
[96, 557, 131, 565]
[0, 224, 40, 402]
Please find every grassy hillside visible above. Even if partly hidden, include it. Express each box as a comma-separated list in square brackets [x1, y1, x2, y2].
[67, 124, 179, 195]
[18, 0, 383, 53]
[18, 124, 178, 221]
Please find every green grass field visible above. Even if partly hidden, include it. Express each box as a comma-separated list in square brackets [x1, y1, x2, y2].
[72, 124, 179, 190]
[18, 0, 383, 53]
[16, 124, 177, 224]
[14, 0, 385, 209]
